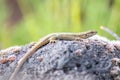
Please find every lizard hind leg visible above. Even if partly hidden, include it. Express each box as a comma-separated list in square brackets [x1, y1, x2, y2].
[49, 36, 58, 43]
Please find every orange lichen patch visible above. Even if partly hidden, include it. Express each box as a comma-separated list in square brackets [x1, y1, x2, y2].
[0, 46, 21, 56]
[0, 58, 8, 64]
[114, 76, 120, 80]
[8, 46, 21, 53]
[111, 58, 120, 66]
[0, 51, 7, 57]
[12, 48, 21, 53]
[105, 44, 115, 53]
[74, 49, 82, 57]
[37, 57, 43, 62]
[112, 41, 120, 50]
[0, 49, 10, 56]
[8, 55, 16, 62]
[114, 45, 120, 51]
[110, 66, 120, 76]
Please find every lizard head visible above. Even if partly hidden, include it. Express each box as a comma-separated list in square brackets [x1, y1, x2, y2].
[82, 30, 97, 38]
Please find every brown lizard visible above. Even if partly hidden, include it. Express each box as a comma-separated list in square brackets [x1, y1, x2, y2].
[9, 30, 97, 80]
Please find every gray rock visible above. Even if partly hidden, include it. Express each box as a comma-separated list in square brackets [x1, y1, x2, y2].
[0, 35, 120, 80]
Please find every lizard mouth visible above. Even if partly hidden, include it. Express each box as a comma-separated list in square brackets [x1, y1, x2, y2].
[90, 31, 97, 35]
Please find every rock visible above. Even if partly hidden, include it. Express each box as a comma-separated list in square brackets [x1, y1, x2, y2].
[0, 35, 120, 80]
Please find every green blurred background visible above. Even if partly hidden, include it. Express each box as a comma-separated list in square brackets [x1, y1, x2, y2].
[0, 0, 120, 49]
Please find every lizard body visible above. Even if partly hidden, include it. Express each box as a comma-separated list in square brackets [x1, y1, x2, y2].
[9, 31, 97, 80]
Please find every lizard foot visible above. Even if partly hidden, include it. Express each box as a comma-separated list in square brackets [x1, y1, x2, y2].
[49, 36, 57, 43]
[50, 40, 57, 43]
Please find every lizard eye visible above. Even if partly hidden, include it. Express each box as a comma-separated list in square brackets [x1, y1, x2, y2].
[85, 34, 89, 37]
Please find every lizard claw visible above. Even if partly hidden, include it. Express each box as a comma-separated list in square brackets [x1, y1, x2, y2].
[49, 36, 57, 43]
[50, 40, 57, 43]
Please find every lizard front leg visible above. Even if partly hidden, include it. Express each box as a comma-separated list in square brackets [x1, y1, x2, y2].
[49, 35, 58, 43]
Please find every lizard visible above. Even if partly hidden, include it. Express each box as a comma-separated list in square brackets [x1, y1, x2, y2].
[9, 30, 97, 80]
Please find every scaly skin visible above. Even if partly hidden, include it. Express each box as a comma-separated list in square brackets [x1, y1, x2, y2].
[9, 30, 97, 80]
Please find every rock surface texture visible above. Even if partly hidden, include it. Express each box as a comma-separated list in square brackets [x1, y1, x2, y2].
[0, 35, 120, 80]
